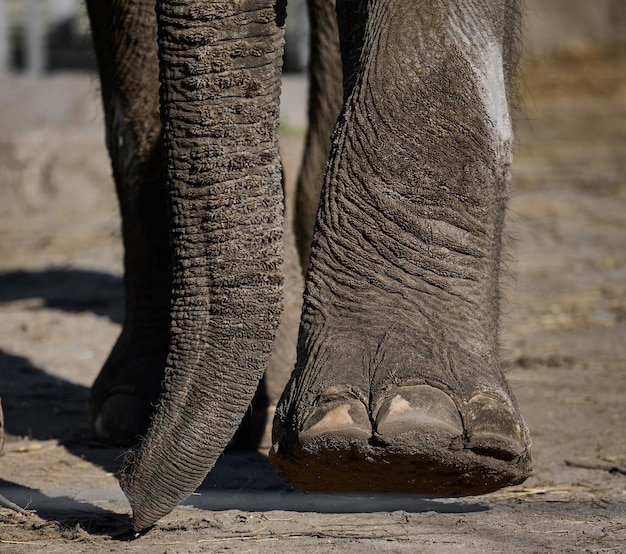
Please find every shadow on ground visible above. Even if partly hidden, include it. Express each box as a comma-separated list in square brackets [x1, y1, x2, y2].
[0, 269, 124, 324]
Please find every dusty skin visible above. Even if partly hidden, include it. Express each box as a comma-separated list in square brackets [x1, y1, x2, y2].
[1, 52, 625, 552]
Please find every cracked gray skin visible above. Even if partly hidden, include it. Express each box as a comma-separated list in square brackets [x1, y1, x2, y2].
[85, 0, 531, 533]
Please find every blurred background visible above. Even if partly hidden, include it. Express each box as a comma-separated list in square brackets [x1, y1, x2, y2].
[0, 0, 625, 74]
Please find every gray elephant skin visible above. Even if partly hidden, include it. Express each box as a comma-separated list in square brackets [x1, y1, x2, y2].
[85, 0, 532, 533]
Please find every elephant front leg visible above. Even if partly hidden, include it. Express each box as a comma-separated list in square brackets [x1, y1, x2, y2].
[86, 0, 172, 445]
[271, 0, 531, 494]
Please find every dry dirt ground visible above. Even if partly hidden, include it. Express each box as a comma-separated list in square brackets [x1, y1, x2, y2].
[0, 51, 625, 552]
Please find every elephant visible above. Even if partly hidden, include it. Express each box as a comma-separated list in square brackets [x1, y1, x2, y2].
[84, 0, 531, 533]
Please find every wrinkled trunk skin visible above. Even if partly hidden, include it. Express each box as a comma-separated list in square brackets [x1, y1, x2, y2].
[294, 0, 343, 271]
[119, 0, 286, 532]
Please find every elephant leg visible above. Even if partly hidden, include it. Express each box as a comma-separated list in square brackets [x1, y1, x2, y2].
[271, 0, 531, 494]
[294, 0, 343, 272]
[86, 0, 171, 445]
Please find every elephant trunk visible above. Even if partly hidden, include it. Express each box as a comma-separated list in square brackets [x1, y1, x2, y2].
[120, 0, 286, 532]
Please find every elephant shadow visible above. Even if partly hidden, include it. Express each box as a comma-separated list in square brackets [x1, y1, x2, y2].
[0, 268, 125, 324]
[0, 267, 126, 482]
[0, 348, 131, 532]
[0, 267, 128, 530]
[0, 269, 488, 532]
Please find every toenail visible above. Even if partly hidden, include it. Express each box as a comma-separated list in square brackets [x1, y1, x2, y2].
[374, 385, 463, 438]
[299, 397, 371, 446]
[464, 393, 528, 459]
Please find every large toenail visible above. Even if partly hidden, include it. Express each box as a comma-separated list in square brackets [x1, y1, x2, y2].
[374, 385, 463, 439]
[94, 394, 152, 446]
[298, 394, 371, 446]
[464, 393, 528, 460]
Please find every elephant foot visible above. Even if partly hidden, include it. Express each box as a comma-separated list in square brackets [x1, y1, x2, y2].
[94, 392, 153, 446]
[90, 329, 168, 446]
[270, 384, 531, 495]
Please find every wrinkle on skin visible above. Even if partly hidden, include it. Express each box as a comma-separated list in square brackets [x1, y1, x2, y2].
[274, 0, 529, 494]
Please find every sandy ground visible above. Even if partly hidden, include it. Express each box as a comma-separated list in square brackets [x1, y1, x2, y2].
[0, 52, 625, 552]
